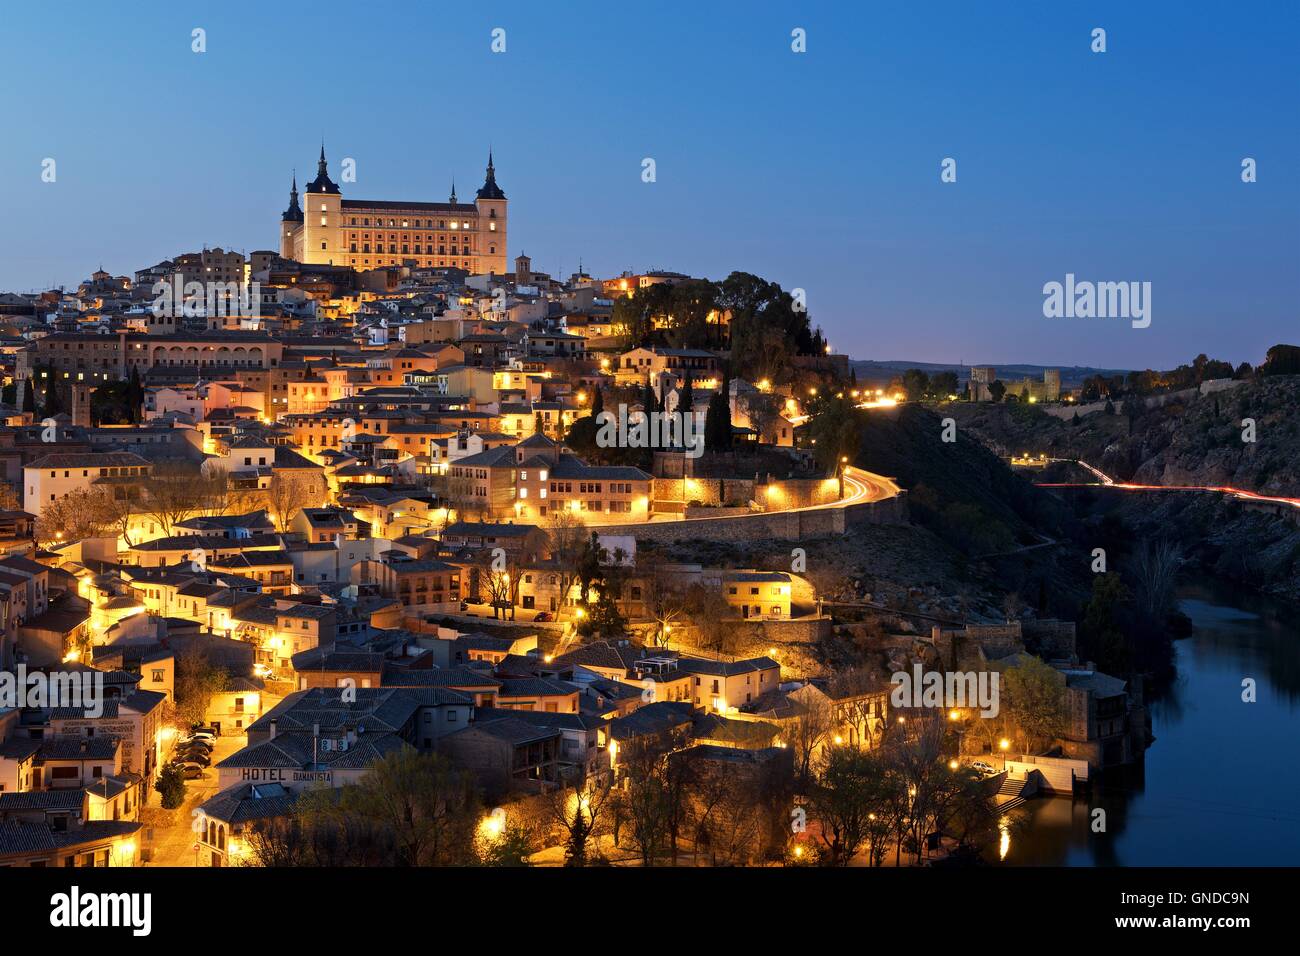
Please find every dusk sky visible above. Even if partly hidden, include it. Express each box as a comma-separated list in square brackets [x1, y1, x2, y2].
[2, 1, 1295, 370]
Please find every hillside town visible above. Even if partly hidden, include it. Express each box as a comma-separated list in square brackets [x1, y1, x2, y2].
[0, 151, 1152, 868]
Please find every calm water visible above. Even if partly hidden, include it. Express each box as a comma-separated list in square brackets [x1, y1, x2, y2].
[996, 581, 1300, 866]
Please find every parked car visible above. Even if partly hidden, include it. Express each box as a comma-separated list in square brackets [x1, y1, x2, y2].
[184, 731, 216, 746]
[533, 611, 552, 622]
[190, 724, 220, 738]
[971, 761, 997, 775]
[175, 763, 205, 779]
[176, 749, 211, 765]
[179, 737, 213, 751]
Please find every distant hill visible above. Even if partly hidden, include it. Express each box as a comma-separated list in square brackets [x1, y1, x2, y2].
[849, 359, 1132, 385]
[950, 374, 1300, 497]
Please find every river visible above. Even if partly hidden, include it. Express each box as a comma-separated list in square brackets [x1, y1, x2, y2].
[994, 580, 1300, 865]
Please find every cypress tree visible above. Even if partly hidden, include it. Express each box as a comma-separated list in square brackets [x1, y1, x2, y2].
[127, 366, 144, 423]
[705, 387, 733, 451]
[679, 374, 694, 419]
[21, 378, 35, 414]
[41, 382, 64, 418]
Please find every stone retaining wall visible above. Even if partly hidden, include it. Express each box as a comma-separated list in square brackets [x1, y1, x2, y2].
[592, 494, 907, 545]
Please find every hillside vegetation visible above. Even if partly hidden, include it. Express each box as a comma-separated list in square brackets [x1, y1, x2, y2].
[948, 375, 1300, 496]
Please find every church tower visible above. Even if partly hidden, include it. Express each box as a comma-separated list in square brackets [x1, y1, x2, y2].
[280, 173, 303, 260]
[514, 252, 532, 287]
[302, 144, 342, 265]
[474, 149, 508, 275]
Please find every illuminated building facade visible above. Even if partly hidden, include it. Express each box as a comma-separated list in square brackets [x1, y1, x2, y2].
[280, 146, 508, 275]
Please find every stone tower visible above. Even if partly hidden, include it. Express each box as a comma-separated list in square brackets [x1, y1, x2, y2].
[302, 144, 342, 265]
[514, 252, 532, 286]
[475, 149, 508, 275]
[280, 173, 303, 260]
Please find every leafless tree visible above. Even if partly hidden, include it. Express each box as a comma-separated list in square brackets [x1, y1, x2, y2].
[429, 471, 480, 528]
[1132, 538, 1185, 621]
[790, 694, 835, 787]
[684, 583, 733, 656]
[1001, 591, 1026, 623]
[544, 769, 613, 866]
[546, 509, 586, 620]
[638, 549, 688, 646]
[473, 547, 524, 620]
[34, 487, 115, 545]
[743, 391, 785, 445]
[142, 463, 208, 537]
[265, 473, 324, 532]
[0, 482, 22, 512]
[199, 467, 262, 518]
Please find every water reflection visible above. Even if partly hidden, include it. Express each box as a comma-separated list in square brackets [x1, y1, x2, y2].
[989, 581, 1300, 866]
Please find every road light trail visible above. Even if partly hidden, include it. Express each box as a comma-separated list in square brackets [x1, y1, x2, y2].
[1034, 458, 1300, 511]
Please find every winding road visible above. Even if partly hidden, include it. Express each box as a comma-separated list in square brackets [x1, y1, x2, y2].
[1035, 458, 1300, 512]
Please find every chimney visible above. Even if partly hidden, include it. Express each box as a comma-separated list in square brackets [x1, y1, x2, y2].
[268, 719, 277, 740]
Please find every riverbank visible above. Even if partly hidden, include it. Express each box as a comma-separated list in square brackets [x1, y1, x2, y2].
[992, 579, 1300, 865]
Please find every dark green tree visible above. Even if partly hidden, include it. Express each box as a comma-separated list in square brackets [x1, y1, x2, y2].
[40, 381, 64, 418]
[704, 386, 732, 451]
[154, 763, 187, 809]
[127, 366, 145, 423]
[901, 369, 930, 401]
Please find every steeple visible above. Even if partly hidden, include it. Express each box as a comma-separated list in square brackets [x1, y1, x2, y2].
[282, 172, 303, 222]
[307, 142, 340, 195]
[449, 178, 457, 205]
[476, 148, 506, 200]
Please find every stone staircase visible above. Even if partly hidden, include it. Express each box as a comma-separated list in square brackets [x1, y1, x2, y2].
[995, 773, 1031, 812]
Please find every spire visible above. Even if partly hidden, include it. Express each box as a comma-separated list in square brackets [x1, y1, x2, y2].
[282, 170, 303, 222]
[476, 148, 506, 201]
[307, 141, 340, 195]
[449, 178, 457, 204]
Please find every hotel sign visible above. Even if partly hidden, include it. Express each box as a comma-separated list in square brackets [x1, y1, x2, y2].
[239, 767, 333, 785]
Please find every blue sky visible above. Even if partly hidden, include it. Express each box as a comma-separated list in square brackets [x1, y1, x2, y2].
[1, 1, 1295, 369]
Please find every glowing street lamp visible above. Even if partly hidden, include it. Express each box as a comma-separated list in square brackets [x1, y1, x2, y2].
[479, 809, 505, 841]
